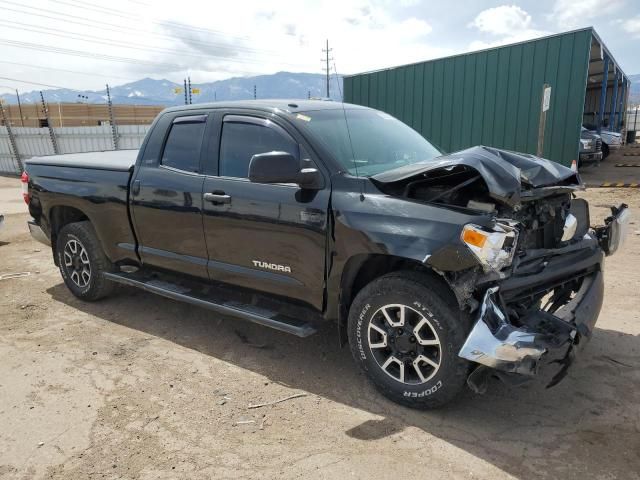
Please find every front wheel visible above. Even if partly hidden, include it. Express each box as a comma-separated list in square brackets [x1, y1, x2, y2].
[56, 221, 114, 301]
[348, 271, 471, 409]
[602, 143, 609, 159]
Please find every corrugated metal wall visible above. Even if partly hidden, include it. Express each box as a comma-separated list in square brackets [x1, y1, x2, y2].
[0, 124, 150, 175]
[344, 29, 593, 166]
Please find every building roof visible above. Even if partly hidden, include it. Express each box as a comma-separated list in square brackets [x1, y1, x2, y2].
[344, 27, 628, 82]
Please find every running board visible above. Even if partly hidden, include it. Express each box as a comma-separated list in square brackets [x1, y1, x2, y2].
[103, 272, 317, 337]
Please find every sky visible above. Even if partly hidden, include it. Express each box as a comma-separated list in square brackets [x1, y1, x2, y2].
[0, 0, 639, 94]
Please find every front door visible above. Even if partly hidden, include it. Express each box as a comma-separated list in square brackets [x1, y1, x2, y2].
[202, 114, 330, 310]
[130, 113, 210, 278]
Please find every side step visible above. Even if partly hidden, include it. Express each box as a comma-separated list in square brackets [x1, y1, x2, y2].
[103, 272, 317, 337]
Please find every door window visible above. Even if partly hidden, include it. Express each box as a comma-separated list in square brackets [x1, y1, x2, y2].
[161, 120, 206, 173]
[219, 121, 298, 178]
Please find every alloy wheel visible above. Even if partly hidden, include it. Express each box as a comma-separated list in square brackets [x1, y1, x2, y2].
[368, 304, 442, 385]
[63, 238, 91, 288]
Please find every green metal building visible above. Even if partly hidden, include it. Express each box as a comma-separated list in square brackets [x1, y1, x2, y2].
[343, 28, 629, 166]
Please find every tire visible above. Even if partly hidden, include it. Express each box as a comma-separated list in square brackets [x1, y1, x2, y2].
[56, 221, 114, 301]
[347, 271, 471, 409]
[602, 143, 609, 159]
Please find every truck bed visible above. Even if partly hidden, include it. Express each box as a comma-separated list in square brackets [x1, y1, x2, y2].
[25, 149, 137, 171]
[25, 150, 137, 264]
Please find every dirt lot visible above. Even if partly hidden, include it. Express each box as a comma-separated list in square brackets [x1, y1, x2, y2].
[1, 175, 639, 480]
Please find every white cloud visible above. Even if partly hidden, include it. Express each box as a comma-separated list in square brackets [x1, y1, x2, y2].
[469, 5, 532, 36]
[549, 0, 625, 28]
[467, 5, 550, 52]
[0, 0, 449, 91]
[622, 15, 640, 37]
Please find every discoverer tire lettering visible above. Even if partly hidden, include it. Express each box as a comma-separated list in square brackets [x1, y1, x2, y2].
[347, 271, 471, 409]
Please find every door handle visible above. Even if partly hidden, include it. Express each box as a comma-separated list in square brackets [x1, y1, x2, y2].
[131, 179, 140, 196]
[204, 192, 231, 204]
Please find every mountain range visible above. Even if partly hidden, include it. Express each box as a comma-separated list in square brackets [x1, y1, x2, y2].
[0, 72, 345, 106]
[3, 71, 638, 108]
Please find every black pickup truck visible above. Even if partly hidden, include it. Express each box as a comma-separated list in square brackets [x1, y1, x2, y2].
[23, 100, 629, 408]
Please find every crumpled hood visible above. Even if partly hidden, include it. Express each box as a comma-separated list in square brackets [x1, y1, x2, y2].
[372, 146, 582, 207]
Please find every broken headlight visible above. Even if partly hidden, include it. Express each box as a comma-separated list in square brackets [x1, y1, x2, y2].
[461, 222, 518, 272]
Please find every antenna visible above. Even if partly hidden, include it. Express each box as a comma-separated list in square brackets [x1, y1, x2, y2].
[333, 60, 362, 195]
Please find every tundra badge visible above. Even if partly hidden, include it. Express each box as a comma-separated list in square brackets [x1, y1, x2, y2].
[252, 260, 292, 273]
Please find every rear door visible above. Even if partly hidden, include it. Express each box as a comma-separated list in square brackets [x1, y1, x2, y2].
[201, 113, 330, 310]
[130, 112, 211, 278]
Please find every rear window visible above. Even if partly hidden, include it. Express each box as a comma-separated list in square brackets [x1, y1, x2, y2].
[161, 121, 205, 173]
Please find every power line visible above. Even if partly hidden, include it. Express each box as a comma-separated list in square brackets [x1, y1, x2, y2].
[57, 0, 255, 40]
[0, 1, 276, 57]
[0, 60, 139, 82]
[0, 76, 79, 91]
[0, 20, 284, 66]
[0, 39, 184, 69]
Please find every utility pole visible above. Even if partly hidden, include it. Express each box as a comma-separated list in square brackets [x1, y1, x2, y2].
[106, 84, 118, 150]
[187, 76, 192, 105]
[253, 85, 256, 99]
[183, 79, 188, 105]
[321, 39, 333, 98]
[40, 91, 59, 154]
[308, 90, 311, 99]
[15, 89, 24, 127]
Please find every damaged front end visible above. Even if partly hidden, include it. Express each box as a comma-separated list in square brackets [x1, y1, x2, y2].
[372, 146, 631, 390]
[458, 203, 628, 391]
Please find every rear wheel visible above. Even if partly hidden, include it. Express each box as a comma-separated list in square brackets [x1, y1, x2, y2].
[347, 271, 471, 409]
[56, 221, 114, 301]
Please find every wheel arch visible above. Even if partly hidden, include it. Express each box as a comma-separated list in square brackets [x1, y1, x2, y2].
[337, 254, 454, 345]
[49, 205, 91, 265]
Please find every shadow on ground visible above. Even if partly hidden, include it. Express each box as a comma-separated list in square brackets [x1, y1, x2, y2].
[48, 283, 640, 479]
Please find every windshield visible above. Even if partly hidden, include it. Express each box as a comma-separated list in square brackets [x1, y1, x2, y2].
[294, 108, 442, 176]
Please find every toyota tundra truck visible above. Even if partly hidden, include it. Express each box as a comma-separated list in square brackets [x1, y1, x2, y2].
[23, 100, 630, 408]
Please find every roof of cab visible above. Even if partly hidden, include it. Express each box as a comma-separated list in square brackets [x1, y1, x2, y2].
[161, 99, 369, 116]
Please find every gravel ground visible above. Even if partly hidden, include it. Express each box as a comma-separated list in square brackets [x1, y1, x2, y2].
[1, 175, 639, 480]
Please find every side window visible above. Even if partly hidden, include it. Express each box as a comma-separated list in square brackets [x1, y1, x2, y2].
[161, 121, 206, 173]
[219, 121, 298, 178]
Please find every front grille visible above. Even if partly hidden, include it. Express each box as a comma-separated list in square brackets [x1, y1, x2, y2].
[595, 138, 602, 152]
[502, 268, 593, 305]
[515, 195, 572, 250]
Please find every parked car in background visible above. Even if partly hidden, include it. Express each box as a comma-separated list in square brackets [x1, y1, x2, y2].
[583, 124, 622, 159]
[579, 127, 603, 166]
[23, 100, 630, 408]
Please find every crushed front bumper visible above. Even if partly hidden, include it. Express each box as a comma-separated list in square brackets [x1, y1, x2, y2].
[459, 204, 629, 388]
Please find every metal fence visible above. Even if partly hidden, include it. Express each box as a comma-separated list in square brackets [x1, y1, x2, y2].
[0, 124, 150, 175]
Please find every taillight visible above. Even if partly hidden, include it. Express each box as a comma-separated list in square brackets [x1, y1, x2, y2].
[21, 170, 30, 204]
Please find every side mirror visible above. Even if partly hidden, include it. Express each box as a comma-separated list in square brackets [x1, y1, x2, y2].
[248, 151, 322, 188]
